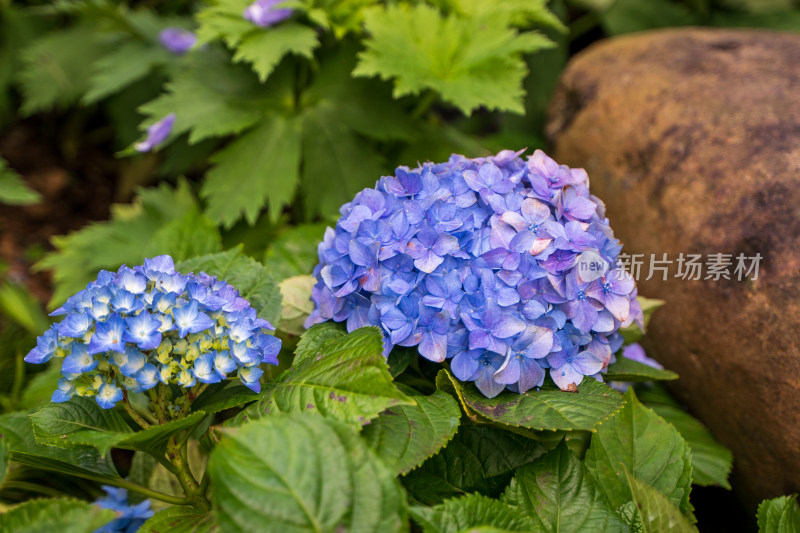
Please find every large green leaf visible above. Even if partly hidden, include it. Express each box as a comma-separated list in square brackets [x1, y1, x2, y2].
[624, 470, 697, 533]
[354, 4, 554, 115]
[147, 208, 223, 264]
[202, 113, 303, 226]
[233, 24, 319, 82]
[31, 397, 207, 457]
[645, 403, 732, 489]
[757, 494, 800, 532]
[235, 326, 413, 426]
[0, 498, 114, 533]
[139, 506, 219, 533]
[137, 50, 266, 146]
[402, 424, 546, 505]
[584, 389, 693, 515]
[0, 412, 120, 482]
[0, 158, 41, 205]
[437, 369, 624, 431]
[177, 247, 282, 327]
[503, 441, 627, 532]
[362, 388, 460, 475]
[409, 493, 537, 533]
[209, 413, 407, 532]
[604, 357, 678, 382]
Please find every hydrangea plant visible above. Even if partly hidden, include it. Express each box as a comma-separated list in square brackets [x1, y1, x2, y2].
[307, 150, 644, 397]
[25, 255, 281, 409]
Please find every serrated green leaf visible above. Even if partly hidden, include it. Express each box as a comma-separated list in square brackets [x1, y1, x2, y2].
[177, 247, 283, 326]
[139, 506, 219, 533]
[757, 494, 800, 532]
[36, 180, 200, 308]
[0, 412, 121, 482]
[277, 275, 315, 336]
[209, 413, 407, 532]
[604, 357, 678, 382]
[503, 441, 628, 532]
[300, 101, 387, 217]
[137, 54, 265, 147]
[262, 223, 327, 281]
[196, 0, 259, 47]
[235, 326, 413, 426]
[30, 397, 207, 457]
[0, 498, 115, 533]
[233, 24, 319, 81]
[410, 493, 537, 533]
[584, 389, 693, 515]
[293, 321, 347, 365]
[437, 369, 624, 431]
[354, 4, 554, 115]
[624, 469, 698, 533]
[149, 207, 223, 262]
[645, 403, 733, 489]
[202, 113, 303, 226]
[363, 388, 460, 475]
[18, 24, 105, 114]
[0, 158, 41, 205]
[84, 41, 169, 103]
[402, 424, 546, 505]
[451, 0, 566, 31]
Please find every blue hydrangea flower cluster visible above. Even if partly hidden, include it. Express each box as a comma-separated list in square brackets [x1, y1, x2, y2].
[26, 255, 280, 409]
[306, 150, 644, 397]
[94, 486, 153, 533]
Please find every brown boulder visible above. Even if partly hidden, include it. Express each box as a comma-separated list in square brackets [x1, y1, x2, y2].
[547, 28, 800, 508]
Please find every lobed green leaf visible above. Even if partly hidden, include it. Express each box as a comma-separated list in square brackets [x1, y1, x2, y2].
[139, 506, 219, 533]
[624, 469, 698, 533]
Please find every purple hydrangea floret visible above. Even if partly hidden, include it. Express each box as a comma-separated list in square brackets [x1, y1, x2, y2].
[306, 150, 644, 398]
[134, 113, 175, 153]
[26, 255, 281, 408]
[94, 485, 153, 533]
[159, 27, 197, 55]
[243, 0, 292, 27]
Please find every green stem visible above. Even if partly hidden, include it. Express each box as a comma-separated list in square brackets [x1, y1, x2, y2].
[166, 436, 210, 511]
[149, 387, 167, 424]
[411, 91, 439, 120]
[112, 478, 191, 506]
[1, 480, 64, 498]
[122, 390, 151, 430]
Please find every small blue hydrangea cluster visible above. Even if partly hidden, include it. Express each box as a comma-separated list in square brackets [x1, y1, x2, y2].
[26, 255, 280, 409]
[94, 486, 153, 533]
[306, 150, 644, 397]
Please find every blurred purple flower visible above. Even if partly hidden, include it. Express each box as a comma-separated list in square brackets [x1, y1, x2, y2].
[244, 0, 292, 27]
[134, 113, 175, 153]
[159, 27, 196, 55]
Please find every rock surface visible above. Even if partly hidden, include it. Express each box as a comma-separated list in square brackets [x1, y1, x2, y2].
[547, 28, 800, 508]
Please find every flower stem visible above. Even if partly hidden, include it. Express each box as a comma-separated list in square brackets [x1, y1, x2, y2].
[122, 389, 151, 430]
